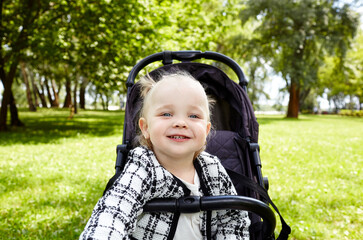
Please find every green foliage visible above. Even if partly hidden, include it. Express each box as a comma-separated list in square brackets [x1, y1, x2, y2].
[1, 0, 234, 113]
[339, 109, 363, 117]
[1, 0, 236, 129]
[299, 89, 318, 113]
[318, 28, 363, 109]
[1, 0, 362, 127]
[206, 1, 272, 109]
[3, 0, 231, 93]
[239, 0, 359, 116]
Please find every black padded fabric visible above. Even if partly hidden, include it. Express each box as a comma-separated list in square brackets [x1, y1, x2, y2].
[106, 61, 290, 240]
[124, 62, 259, 196]
[206, 131, 243, 175]
[124, 62, 259, 147]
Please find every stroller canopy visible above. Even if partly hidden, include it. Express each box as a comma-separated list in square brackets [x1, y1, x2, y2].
[124, 62, 259, 146]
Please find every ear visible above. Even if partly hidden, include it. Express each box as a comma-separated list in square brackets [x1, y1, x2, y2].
[139, 117, 150, 139]
[206, 121, 211, 136]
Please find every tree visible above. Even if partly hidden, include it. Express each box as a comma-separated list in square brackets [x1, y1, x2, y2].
[201, 1, 271, 109]
[1, 0, 234, 131]
[345, 28, 363, 109]
[240, 0, 359, 118]
[318, 28, 363, 111]
[0, 0, 70, 130]
[20, 61, 36, 111]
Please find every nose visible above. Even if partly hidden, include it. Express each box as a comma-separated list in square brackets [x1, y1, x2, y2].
[173, 118, 187, 128]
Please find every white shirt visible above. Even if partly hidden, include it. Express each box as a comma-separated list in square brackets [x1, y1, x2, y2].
[174, 171, 203, 240]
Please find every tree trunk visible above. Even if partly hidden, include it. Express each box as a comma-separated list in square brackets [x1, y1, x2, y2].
[248, 65, 258, 107]
[10, 91, 24, 126]
[106, 95, 110, 110]
[63, 78, 72, 108]
[44, 78, 53, 106]
[51, 79, 60, 107]
[20, 62, 36, 111]
[0, 82, 10, 131]
[73, 79, 78, 114]
[0, 62, 19, 131]
[35, 79, 48, 108]
[79, 77, 88, 109]
[29, 68, 39, 107]
[45, 78, 60, 107]
[286, 82, 300, 118]
[93, 93, 98, 110]
[100, 94, 106, 110]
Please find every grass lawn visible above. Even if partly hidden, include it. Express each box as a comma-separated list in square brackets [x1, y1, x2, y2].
[257, 114, 363, 240]
[0, 109, 362, 239]
[0, 109, 124, 239]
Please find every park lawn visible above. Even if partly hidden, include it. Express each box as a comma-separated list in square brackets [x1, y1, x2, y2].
[257, 114, 363, 240]
[0, 109, 124, 239]
[0, 109, 362, 239]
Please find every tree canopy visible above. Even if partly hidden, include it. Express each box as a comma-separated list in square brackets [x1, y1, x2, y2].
[0, 0, 230, 130]
[0, 0, 362, 130]
[239, 0, 359, 117]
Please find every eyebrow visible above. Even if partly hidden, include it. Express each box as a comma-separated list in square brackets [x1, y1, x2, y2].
[155, 104, 173, 112]
[155, 104, 207, 116]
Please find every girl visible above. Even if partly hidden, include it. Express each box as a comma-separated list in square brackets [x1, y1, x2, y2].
[80, 71, 250, 239]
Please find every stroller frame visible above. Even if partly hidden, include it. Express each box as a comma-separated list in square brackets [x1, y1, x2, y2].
[105, 51, 290, 240]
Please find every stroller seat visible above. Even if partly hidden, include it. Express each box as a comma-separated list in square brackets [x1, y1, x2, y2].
[104, 51, 291, 240]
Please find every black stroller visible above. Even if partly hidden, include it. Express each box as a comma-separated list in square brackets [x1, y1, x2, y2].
[104, 51, 291, 240]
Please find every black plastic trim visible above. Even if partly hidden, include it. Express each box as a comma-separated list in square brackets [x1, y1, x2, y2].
[126, 51, 248, 89]
[143, 195, 276, 239]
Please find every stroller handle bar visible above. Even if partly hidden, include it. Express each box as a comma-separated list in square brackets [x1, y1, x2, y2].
[126, 51, 248, 90]
[143, 195, 276, 239]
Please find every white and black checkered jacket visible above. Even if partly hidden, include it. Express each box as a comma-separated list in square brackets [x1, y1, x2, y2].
[80, 147, 250, 240]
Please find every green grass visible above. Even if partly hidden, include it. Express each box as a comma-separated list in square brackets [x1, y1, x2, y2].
[257, 114, 363, 240]
[0, 109, 124, 239]
[1, 109, 362, 239]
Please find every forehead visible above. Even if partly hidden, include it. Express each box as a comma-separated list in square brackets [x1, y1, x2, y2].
[144, 76, 209, 114]
[152, 77, 206, 103]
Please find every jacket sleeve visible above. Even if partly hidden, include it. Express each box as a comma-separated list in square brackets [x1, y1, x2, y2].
[214, 159, 251, 240]
[80, 149, 154, 240]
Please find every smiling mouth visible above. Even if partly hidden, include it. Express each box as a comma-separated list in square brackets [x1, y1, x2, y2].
[168, 135, 189, 140]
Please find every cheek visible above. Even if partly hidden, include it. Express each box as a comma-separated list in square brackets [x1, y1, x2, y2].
[148, 122, 164, 137]
[195, 122, 210, 136]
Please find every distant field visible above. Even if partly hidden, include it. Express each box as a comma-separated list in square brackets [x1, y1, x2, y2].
[0, 109, 362, 239]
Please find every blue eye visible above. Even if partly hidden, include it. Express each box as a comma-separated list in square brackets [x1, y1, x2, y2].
[189, 114, 199, 119]
[162, 113, 172, 117]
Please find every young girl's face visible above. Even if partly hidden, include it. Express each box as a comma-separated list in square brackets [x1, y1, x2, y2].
[139, 77, 211, 163]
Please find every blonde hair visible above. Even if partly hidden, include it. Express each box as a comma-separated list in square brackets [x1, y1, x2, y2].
[137, 71, 214, 156]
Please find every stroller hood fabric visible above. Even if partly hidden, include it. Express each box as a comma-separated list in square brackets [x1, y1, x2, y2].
[124, 62, 259, 147]
[123, 62, 269, 239]
[111, 60, 290, 240]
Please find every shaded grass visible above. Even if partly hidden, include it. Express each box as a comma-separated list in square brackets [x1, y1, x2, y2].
[257, 114, 363, 240]
[1, 108, 123, 145]
[1, 110, 362, 239]
[0, 109, 124, 239]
